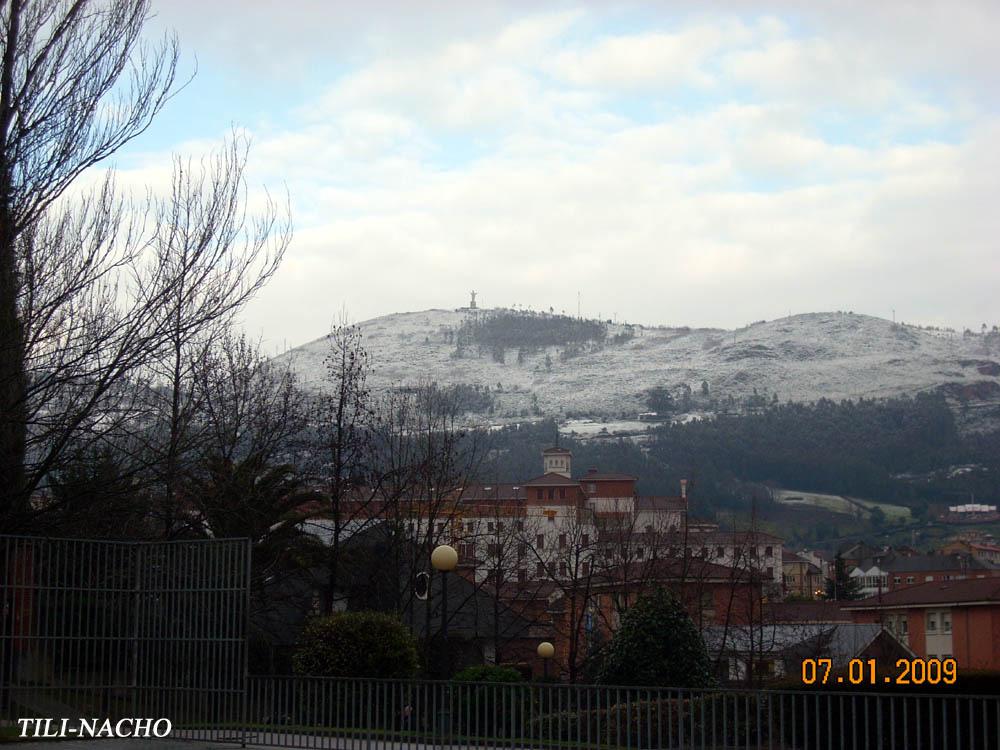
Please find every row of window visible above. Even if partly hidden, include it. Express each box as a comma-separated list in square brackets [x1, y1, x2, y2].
[485, 561, 594, 585]
[886, 610, 953, 636]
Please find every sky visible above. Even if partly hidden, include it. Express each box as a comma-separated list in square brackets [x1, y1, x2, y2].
[108, 1, 1000, 350]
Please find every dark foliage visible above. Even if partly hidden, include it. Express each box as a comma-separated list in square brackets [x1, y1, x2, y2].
[597, 588, 715, 688]
[455, 310, 606, 353]
[824, 554, 864, 601]
[292, 612, 419, 678]
[479, 394, 1000, 516]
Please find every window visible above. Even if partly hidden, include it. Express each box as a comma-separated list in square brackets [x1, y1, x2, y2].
[536, 489, 543, 500]
[517, 543, 526, 558]
[559, 488, 565, 499]
[716, 546, 725, 559]
[941, 612, 952, 634]
[498, 522, 505, 532]
[516, 521, 524, 531]
[536, 562, 545, 576]
[467, 522, 474, 532]
[699, 546, 708, 558]
[559, 562, 567, 576]
[926, 613, 938, 632]
[893, 576, 901, 584]
[548, 488, 554, 500]
[765, 567, 774, 579]
[636, 547, 645, 559]
[436, 522, 445, 533]
[765, 546, 773, 557]
[587, 483, 596, 493]
[582, 534, 590, 546]
[517, 569, 527, 583]
[488, 522, 494, 532]
[582, 562, 590, 576]
[536, 534, 545, 549]
[901, 617, 908, 635]
[559, 534, 567, 549]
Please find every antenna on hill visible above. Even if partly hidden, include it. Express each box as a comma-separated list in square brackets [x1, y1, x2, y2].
[469, 290, 477, 310]
[577, 291, 581, 319]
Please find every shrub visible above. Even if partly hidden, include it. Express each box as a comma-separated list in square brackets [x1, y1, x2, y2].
[292, 611, 419, 679]
[597, 588, 715, 688]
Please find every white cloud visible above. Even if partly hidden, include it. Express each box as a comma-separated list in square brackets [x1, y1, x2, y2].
[126, 2, 1000, 346]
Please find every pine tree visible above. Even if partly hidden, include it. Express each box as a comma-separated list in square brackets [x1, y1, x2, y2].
[824, 554, 863, 601]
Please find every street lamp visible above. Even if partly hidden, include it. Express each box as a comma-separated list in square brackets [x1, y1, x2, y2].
[537, 641, 554, 679]
[431, 544, 458, 670]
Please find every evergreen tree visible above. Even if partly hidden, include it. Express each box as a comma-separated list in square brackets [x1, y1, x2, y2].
[824, 554, 863, 601]
[597, 588, 715, 688]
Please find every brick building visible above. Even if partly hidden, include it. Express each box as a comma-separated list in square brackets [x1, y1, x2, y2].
[843, 578, 1000, 669]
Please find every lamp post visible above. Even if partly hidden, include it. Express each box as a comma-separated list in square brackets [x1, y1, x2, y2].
[537, 641, 554, 679]
[431, 544, 458, 672]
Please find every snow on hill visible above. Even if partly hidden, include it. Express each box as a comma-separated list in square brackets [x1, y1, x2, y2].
[277, 309, 1000, 426]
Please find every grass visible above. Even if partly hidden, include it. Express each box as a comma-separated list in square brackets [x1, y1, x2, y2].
[774, 489, 911, 521]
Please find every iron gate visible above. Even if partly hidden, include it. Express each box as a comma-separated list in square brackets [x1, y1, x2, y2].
[0, 535, 250, 737]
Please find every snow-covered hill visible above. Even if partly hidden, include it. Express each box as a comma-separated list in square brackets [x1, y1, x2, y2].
[278, 309, 1000, 428]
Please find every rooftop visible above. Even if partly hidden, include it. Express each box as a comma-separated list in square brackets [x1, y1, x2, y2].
[844, 577, 1000, 609]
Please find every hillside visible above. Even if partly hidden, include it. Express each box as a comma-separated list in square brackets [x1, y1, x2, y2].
[278, 308, 1000, 429]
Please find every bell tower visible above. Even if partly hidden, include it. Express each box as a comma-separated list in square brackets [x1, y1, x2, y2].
[542, 446, 572, 478]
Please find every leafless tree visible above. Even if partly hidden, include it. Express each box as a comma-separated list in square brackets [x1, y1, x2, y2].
[141, 137, 289, 534]
[315, 317, 378, 613]
[0, 1, 291, 532]
[0, 0, 178, 526]
[465, 490, 551, 666]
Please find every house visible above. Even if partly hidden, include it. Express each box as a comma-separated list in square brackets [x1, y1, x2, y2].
[703, 623, 912, 684]
[851, 552, 1000, 598]
[939, 539, 1000, 566]
[843, 577, 1000, 669]
[782, 550, 824, 599]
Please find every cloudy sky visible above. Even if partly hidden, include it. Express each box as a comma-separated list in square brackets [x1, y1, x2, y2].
[114, 1, 1000, 350]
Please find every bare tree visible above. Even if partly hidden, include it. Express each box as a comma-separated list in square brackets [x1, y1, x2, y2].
[141, 137, 289, 534]
[0, 0, 178, 526]
[316, 318, 377, 613]
[0, 1, 292, 533]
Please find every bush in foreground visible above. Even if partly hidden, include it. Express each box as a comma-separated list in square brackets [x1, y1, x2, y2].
[292, 611, 419, 679]
[597, 588, 715, 688]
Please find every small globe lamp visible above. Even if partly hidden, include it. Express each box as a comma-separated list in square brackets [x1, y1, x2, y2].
[431, 544, 458, 644]
[537, 641, 555, 679]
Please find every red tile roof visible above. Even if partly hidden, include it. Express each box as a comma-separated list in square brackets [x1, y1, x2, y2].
[522, 473, 581, 486]
[843, 577, 1000, 609]
[765, 601, 851, 623]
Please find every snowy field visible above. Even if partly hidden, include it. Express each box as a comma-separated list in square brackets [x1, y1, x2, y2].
[773, 489, 911, 521]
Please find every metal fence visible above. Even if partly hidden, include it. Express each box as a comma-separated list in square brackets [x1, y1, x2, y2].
[0, 535, 250, 737]
[3, 534, 998, 748]
[171, 674, 999, 750]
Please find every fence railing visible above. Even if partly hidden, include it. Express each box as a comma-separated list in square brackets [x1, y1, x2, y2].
[0, 535, 249, 734]
[169, 675, 1000, 750]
